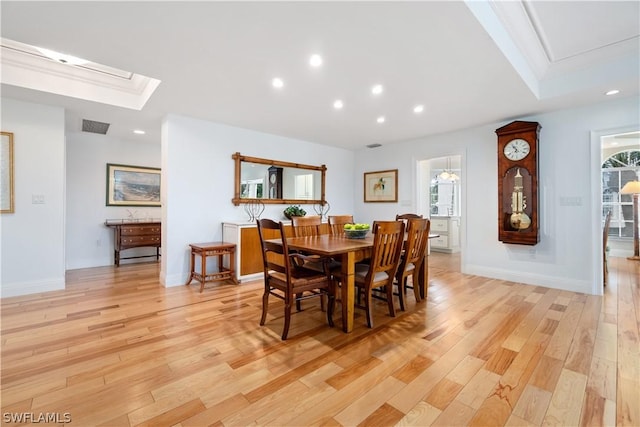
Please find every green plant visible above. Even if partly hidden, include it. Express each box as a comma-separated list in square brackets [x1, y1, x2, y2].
[284, 205, 306, 217]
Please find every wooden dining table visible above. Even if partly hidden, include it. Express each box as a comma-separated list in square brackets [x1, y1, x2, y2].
[267, 233, 435, 333]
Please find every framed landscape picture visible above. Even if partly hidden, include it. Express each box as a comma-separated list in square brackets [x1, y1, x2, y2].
[364, 169, 398, 202]
[106, 163, 161, 207]
[1, 132, 14, 213]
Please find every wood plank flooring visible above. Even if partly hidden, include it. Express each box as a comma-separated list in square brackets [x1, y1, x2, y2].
[1, 254, 638, 426]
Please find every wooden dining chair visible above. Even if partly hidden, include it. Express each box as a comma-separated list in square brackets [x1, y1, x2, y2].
[256, 219, 335, 340]
[333, 220, 405, 328]
[328, 215, 354, 235]
[395, 218, 431, 310]
[603, 210, 612, 286]
[291, 215, 338, 273]
[395, 213, 422, 223]
[291, 215, 323, 237]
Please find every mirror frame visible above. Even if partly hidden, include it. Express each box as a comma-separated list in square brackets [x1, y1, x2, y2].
[232, 152, 326, 206]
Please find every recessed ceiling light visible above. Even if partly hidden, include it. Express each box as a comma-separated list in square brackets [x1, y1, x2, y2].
[413, 105, 424, 114]
[605, 89, 620, 96]
[333, 100, 344, 109]
[309, 54, 323, 67]
[133, 130, 146, 135]
[377, 116, 385, 124]
[272, 78, 284, 88]
[371, 84, 383, 95]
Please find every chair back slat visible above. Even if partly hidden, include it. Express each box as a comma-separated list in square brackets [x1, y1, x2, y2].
[369, 221, 405, 279]
[257, 219, 291, 277]
[291, 215, 322, 237]
[395, 213, 422, 221]
[404, 218, 431, 266]
[328, 215, 354, 235]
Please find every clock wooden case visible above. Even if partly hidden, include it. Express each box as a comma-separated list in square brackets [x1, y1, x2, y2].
[268, 166, 283, 199]
[496, 120, 541, 245]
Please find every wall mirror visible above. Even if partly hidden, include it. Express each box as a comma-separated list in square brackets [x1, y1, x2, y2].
[232, 152, 326, 206]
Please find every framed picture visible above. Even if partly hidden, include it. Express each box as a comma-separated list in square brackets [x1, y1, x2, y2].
[106, 163, 161, 207]
[1, 132, 14, 214]
[364, 169, 398, 203]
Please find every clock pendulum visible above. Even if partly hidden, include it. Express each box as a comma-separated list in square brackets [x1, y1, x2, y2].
[509, 168, 531, 230]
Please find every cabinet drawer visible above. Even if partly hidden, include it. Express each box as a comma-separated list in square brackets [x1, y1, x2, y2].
[121, 226, 161, 236]
[430, 235, 448, 248]
[121, 236, 161, 247]
[431, 219, 448, 232]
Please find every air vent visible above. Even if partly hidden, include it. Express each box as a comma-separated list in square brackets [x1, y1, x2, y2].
[82, 119, 110, 135]
[366, 143, 382, 148]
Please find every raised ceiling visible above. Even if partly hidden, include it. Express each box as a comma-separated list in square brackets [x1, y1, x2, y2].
[1, 1, 638, 150]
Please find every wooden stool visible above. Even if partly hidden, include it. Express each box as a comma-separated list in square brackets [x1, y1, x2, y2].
[185, 242, 237, 292]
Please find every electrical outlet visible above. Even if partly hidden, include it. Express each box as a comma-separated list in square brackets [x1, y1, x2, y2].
[31, 194, 45, 204]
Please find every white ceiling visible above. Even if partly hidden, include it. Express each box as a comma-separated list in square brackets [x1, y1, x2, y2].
[1, 1, 638, 150]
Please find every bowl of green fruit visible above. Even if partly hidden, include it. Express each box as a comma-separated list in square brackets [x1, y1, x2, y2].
[343, 223, 370, 239]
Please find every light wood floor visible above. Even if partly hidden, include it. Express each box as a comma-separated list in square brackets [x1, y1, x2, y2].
[1, 254, 638, 426]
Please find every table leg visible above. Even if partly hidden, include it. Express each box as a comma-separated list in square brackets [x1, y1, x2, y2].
[229, 248, 238, 285]
[184, 248, 195, 286]
[341, 251, 356, 333]
[418, 254, 429, 299]
[199, 250, 207, 293]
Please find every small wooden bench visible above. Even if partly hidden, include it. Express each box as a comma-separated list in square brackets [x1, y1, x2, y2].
[184, 242, 237, 292]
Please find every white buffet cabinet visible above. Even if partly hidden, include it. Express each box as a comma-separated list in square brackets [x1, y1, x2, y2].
[222, 221, 295, 283]
[429, 216, 460, 253]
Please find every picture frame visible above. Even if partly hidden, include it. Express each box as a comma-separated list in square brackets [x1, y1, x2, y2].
[106, 163, 161, 207]
[1, 132, 14, 214]
[364, 169, 398, 203]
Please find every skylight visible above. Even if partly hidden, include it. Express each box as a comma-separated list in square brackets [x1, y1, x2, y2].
[0, 38, 161, 110]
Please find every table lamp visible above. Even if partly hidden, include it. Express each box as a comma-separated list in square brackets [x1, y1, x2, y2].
[620, 180, 640, 261]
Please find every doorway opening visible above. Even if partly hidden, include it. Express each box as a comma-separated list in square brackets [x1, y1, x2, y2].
[601, 132, 639, 258]
[418, 155, 462, 270]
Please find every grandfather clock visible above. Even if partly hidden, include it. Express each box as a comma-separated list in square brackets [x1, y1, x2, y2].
[496, 121, 541, 245]
[268, 166, 283, 199]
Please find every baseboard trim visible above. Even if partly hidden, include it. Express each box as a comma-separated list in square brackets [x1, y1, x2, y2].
[462, 264, 593, 294]
[1, 277, 65, 298]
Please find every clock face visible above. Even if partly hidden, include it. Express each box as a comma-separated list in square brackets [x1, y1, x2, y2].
[503, 138, 530, 161]
[269, 174, 277, 184]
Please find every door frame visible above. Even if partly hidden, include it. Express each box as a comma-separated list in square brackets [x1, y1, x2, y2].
[590, 124, 639, 295]
[416, 152, 465, 267]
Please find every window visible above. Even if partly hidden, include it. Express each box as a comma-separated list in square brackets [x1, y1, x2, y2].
[602, 149, 640, 238]
[294, 174, 313, 200]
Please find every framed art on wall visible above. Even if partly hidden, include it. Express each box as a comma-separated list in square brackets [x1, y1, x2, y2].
[106, 163, 161, 207]
[1, 132, 14, 214]
[364, 169, 398, 202]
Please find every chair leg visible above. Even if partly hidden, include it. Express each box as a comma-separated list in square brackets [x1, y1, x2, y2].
[396, 275, 406, 311]
[295, 293, 302, 312]
[327, 285, 335, 328]
[260, 285, 270, 326]
[411, 271, 422, 302]
[282, 297, 293, 340]
[386, 284, 396, 318]
[364, 289, 374, 328]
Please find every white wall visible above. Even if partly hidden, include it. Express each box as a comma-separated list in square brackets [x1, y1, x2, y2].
[161, 114, 355, 287]
[0, 98, 66, 297]
[66, 132, 161, 269]
[353, 96, 640, 295]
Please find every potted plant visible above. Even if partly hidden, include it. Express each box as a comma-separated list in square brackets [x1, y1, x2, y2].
[283, 205, 306, 219]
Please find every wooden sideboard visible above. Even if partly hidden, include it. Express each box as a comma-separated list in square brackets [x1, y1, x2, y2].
[105, 220, 161, 266]
[222, 222, 294, 282]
